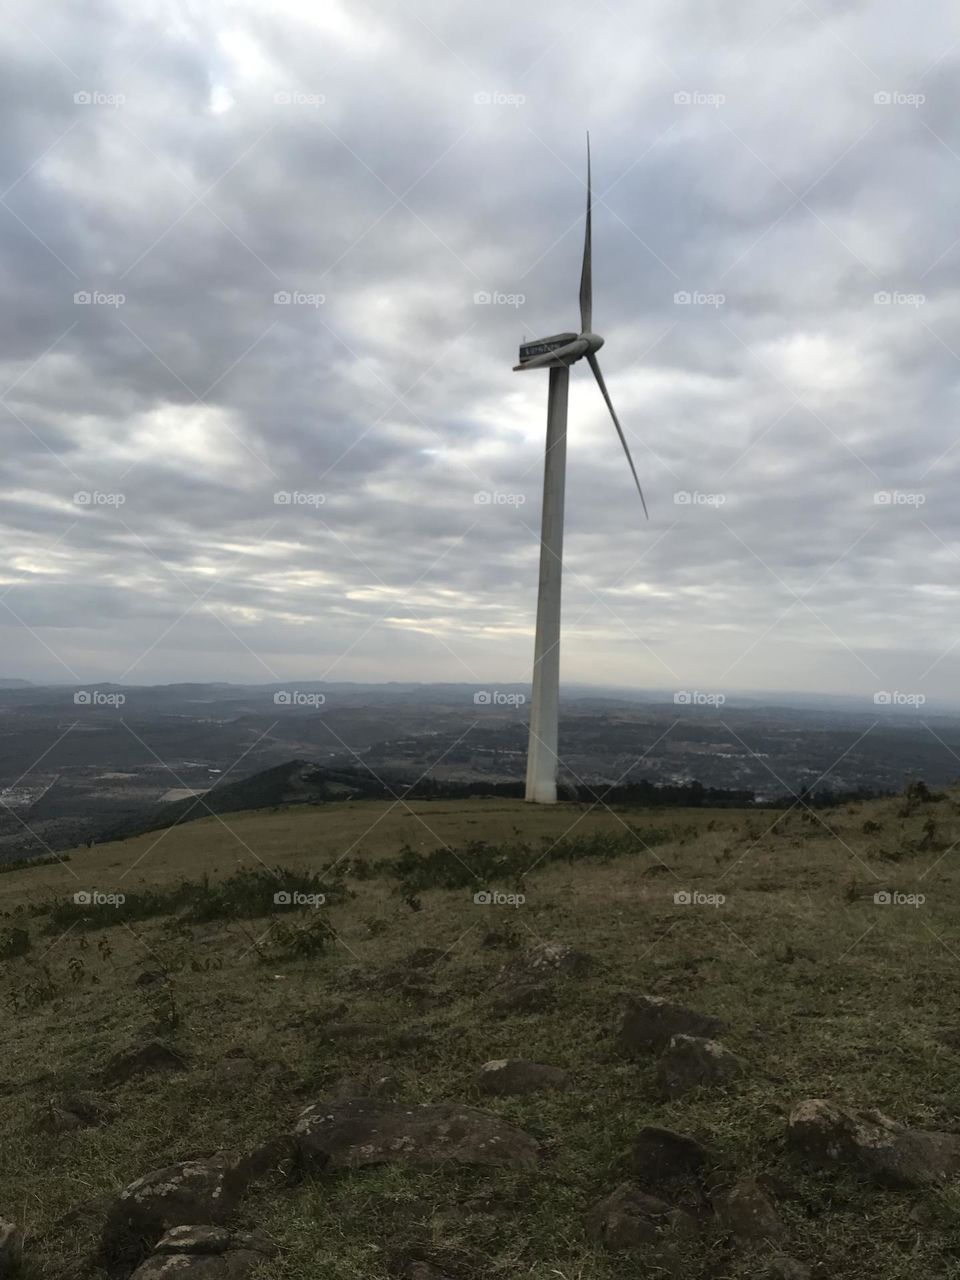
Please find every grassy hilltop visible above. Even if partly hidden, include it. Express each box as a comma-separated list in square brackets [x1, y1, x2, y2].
[2, 788, 960, 1279]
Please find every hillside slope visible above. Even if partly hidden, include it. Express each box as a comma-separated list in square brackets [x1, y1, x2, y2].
[1, 786, 959, 1280]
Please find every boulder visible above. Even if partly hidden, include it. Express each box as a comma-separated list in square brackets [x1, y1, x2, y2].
[155, 1226, 233, 1254]
[102, 1040, 188, 1084]
[713, 1177, 783, 1240]
[617, 995, 724, 1056]
[130, 1225, 275, 1279]
[294, 1099, 541, 1172]
[475, 1059, 570, 1096]
[101, 1154, 253, 1257]
[587, 1182, 697, 1250]
[787, 1098, 960, 1187]
[657, 1035, 743, 1096]
[630, 1127, 716, 1184]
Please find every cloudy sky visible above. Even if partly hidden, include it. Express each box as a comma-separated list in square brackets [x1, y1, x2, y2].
[2, 0, 959, 700]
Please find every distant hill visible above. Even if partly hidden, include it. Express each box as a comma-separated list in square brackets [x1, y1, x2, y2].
[0, 678, 32, 688]
[92, 758, 764, 846]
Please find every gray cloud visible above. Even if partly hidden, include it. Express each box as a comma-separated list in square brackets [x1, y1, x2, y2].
[1, 0, 959, 700]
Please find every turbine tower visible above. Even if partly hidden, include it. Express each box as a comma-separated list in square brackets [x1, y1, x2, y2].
[516, 136, 648, 804]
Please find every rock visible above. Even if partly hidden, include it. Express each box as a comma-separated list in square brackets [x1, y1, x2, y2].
[767, 1258, 811, 1280]
[513, 940, 593, 977]
[102, 1040, 188, 1084]
[657, 1035, 743, 1096]
[155, 1226, 233, 1254]
[130, 1225, 275, 1279]
[34, 1092, 118, 1133]
[135, 970, 167, 987]
[235, 1134, 300, 1185]
[630, 1127, 715, 1183]
[713, 1177, 783, 1240]
[0, 1219, 21, 1275]
[294, 1098, 542, 1172]
[617, 995, 724, 1056]
[587, 1182, 697, 1250]
[101, 1154, 253, 1257]
[475, 1059, 570, 1096]
[491, 982, 556, 1015]
[155, 1226, 275, 1258]
[787, 1098, 960, 1187]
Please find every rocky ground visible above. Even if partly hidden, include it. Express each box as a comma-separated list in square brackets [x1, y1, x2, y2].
[2, 784, 960, 1278]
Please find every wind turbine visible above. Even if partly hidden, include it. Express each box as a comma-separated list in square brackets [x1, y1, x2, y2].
[516, 136, 648, 804]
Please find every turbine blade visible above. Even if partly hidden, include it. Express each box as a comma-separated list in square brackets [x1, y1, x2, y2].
[579, 133, 592, 334]
[587, 351, 649, 518]
[514, 337, 589, 371]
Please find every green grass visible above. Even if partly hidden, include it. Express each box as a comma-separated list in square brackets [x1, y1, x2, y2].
[2, 790, 960, 1278]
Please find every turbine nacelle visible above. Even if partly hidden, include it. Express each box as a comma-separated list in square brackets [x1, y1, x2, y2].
[513, 330, 602, 372]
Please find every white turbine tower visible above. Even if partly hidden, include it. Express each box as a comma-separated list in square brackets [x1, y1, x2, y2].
[516, 136, 648, 804]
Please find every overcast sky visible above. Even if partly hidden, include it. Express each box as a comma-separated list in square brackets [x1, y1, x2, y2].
[2, 0, 959, 700]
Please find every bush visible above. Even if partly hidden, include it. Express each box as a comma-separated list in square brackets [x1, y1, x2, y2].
[36, 865, 348, 934]
[362, 827, 677, 893]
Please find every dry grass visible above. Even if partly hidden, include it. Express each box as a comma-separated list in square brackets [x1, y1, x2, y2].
[2, 789, 960, 1278]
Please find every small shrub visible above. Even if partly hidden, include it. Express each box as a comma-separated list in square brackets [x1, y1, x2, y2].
[36, 865, 348, 934]
[0, 925, 31, 958]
